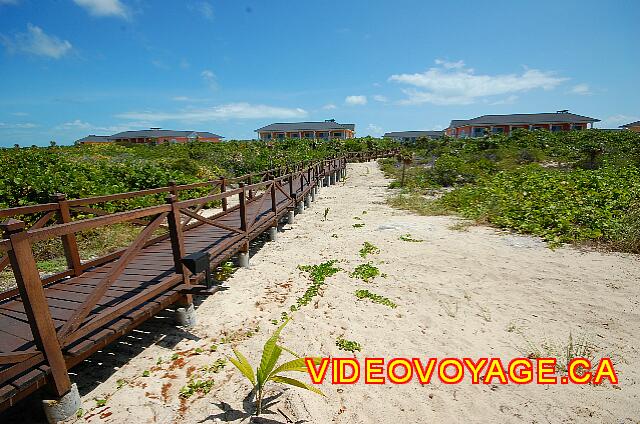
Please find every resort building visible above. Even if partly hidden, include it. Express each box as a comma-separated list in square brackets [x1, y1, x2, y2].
[255, 120, 355, 140]
[75, 135, 111, 145]
[76, 128, 224, 145]
[620, 121, 640, 132]
[383, 130, 444, 142]
[445, 111, 599, 138]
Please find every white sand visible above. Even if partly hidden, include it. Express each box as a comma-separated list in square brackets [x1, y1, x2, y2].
[62, 161, 639, 423]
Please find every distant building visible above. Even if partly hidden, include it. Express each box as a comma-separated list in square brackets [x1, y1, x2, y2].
[75, 135, 111, 145]
[255, 120, 355, 140]
[383, 130, 444, 142]
[76, 128, 224, 145]
[620, 121, 640, 132]
[445, 111, 599, 138]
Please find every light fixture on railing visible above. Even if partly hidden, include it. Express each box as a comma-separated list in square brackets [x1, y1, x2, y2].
[182, 251, 213, 288]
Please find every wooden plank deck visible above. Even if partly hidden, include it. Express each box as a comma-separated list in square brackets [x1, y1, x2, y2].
[0, 165, 320, 411]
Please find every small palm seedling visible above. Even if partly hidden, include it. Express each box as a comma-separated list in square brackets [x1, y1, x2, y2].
[323, 207, 330, 221]
[229, 319, 324, 416]
[359, 241, 380, 258]
[350, 262, 380, 282]
[336, 337, 361, 353]
[352, 223, 365, 228]
[355, 289, 397, 308]
[399, 233, 423, 242]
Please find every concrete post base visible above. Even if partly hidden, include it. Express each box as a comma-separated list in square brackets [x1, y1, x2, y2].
[310, 190, 316, 202]
[238, 252, 250, 268]
[329, 174, 336, 185]
[287, 210, 295, 224]
[176, 304, 197, 327]
[269, 226, 278, 242]
[304, 195, 311, 208]
[296, 201, 304, 214]
[324, 176, 330, 186]
[42, 383, 81, 424]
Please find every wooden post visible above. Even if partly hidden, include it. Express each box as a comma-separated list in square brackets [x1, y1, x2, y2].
[0, 219, 71, 397]
[220, 177, 227, 212]
[288, 174, 295, 200]
[168, 181, 178, 198]
[270, 178, 278, 226]
[51, 194, 82, 277]
[247, 175, 254, 199]
[239, 183, 248, 234]
[165, 195, 192, 306]
[238, 183, 249, 253]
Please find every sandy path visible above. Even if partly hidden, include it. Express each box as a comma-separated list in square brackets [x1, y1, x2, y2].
[7, 161, 639, 424]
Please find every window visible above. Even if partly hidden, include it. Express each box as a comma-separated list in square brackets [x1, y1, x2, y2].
[263, 133, 272, 140]
[572, 124, 584, 130]
[317, 132, 328, 138]
[492, 127, 504, 134]
[303, 132, 313, 138]
[277, 133, 285, 139]
[532, 126, 546, 131]
[472, 127, 486, 137]
[333, 132, 343, 138]
[290, 133, 299, 138]
[551, 125, 563, 132]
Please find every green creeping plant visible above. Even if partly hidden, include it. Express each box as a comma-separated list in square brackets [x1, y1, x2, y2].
[355, 289, 397, 308]
[336, 337, 362, 353]
[228, 318, 325, 416]
[353, 223, 365, 228]
[350, 262, 380, 282]
[359, 241, 380, 258]
[399, 233, 424, 242]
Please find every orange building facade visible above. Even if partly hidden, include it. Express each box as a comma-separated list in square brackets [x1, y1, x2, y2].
[445, 112, 599, 138]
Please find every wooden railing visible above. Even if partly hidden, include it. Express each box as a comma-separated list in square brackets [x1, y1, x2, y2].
[0, 149, 396, 408]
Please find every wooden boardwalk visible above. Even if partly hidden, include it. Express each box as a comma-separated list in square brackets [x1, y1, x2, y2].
[0, 152, 391, 416]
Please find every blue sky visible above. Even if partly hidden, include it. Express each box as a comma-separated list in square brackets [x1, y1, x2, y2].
[0, 0, 638, 146]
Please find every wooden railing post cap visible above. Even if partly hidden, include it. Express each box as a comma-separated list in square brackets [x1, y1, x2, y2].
[0, 218, 26, 234]
[50, 193, 67, 201]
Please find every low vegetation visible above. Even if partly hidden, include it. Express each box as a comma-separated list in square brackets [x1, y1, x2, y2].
[279, 260, 341, 322]
[355, 289, 397, 308]
[358, 241, 380, 258]
[350, 262, 381, 282]
[336, 337, 362, 353]
[382, 129, 640, 251]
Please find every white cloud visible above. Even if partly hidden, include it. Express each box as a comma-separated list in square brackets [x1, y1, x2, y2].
[54, 120, 129, 133]
[489, 95, 519, 105]
[571, 84, 591, 95]
[596, 114, 639, 129]
[73, 0, 129, 19]
[366, 124, 384, 137]
[345, 95, 367, 106]
[1, 24, 72, 59]
[434, 59, 465, 69]
[322, 103, 336, 110]
[389, 59, 567, 105]
[116, 103, 308, 122]
[190, 1, 214, 20]
[201, 69, 217, 90]
[0, 122, 37, 129]
[373, 95, 388, 103]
